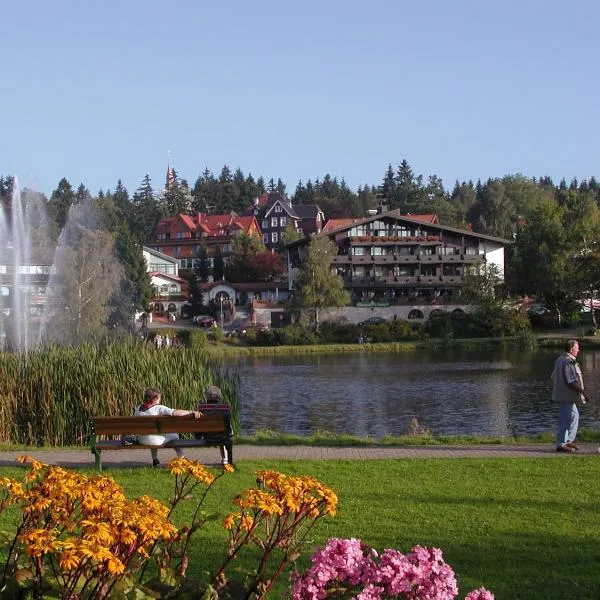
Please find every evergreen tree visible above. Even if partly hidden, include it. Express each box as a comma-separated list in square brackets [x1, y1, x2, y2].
[48, 178, 76, 231]
[131, 175, 161, 243]
[195, 245, 210, 282]
[192, 168, 218, 213]
[109, 225, 154, 329]
[213, 246, 224, 281]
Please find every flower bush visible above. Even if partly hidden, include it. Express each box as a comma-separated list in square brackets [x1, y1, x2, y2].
[290, 537, 494, 600]
[0, 456, 230, 599]
[0, 458, 492, 600]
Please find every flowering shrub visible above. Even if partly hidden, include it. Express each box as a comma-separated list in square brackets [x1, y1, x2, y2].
[213, 469, 338, 598]
[290, 537, 494, 600]
[0, 456, 230, 599]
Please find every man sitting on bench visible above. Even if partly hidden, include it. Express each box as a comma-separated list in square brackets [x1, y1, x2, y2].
[197, 385, 230, 466]
[135, 388, 202, 467]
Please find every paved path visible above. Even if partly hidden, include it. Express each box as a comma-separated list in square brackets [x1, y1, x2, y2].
[2, 443, 598, 469]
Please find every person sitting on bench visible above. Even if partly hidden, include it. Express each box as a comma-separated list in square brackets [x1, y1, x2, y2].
[197, 385, 229, 466]
[135, 388, 202, 467]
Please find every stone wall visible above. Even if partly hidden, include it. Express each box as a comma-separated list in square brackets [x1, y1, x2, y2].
[253, 305, 472, 327]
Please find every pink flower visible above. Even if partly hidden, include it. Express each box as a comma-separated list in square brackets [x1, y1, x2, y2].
[465, 588, 495, 600]
[290, 538, 492, 600]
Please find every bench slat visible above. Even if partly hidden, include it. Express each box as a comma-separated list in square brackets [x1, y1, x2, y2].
[95, 439, 220, 450]
[91, 414, 227, 436]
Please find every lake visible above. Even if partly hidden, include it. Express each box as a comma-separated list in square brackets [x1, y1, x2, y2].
[226, 347, 600, 438]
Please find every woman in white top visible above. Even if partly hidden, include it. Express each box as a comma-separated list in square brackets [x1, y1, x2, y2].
[134, 388, 202, 467]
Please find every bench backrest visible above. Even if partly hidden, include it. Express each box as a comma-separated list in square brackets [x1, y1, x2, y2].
[91, 412, 230, 436]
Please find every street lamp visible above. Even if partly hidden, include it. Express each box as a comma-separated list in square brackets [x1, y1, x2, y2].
[219, 296, 224, 329]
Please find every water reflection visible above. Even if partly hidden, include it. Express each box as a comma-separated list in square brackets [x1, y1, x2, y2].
[228, 348, 600, 438]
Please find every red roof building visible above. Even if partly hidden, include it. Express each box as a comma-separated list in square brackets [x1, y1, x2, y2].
[147, 212, 262, 270]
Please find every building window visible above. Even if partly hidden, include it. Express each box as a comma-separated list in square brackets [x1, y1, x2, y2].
[176, 232, 184, 240]
[262, 219, 268, 229]
[170, 284, 178, 293]
[352, 247, 366, 256]
[174, 246, 181, 256]
[271, 217, 278, 227]
[160, 284, 168, 294]
[280, 216, 287, 227]
[263, 233, 269, 244]
[271, 232, 278, 243]
[275, 204, 282, 213]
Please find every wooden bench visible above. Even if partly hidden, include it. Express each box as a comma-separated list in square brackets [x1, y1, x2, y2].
[89, 404, 233, 470]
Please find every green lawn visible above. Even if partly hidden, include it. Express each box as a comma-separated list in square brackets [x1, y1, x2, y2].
[2, 457, 599, 599]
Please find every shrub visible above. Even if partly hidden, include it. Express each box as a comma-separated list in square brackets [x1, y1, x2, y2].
[291, 537, 494, 600]
[177, 329, 208, 350]
[0, 458, 337, 600]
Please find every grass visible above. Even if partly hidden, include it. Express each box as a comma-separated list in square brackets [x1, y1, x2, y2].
[236, 427, 600, 446]
[2, 457, 599, 599]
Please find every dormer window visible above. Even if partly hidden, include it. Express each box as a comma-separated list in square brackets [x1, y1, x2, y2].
[254, 209, 259, 215]
[274, 205, 282, 213]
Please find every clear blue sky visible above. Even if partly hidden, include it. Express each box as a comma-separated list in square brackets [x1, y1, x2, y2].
[2, 0, 599, 198]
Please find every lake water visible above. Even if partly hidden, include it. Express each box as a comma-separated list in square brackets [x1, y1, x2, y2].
[227, 348, 600, 438]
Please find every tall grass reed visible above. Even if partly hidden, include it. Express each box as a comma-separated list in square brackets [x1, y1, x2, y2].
[0, 339, 240, 446]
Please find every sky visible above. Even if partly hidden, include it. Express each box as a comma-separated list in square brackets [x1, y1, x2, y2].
[2, 0, 599, 198]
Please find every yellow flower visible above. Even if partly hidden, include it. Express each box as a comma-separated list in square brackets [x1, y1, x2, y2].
[105, 555, 125, 575]
[240, 514, 254, 531]
[59, 550, 80, 570]
[223, 514, 236, 529]
[223, 464, 235, 474]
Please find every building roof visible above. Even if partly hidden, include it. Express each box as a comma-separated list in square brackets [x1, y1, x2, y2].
[143, 246, 179, 263]
[294, 204, 323, 219]
[322, 218, 360, 234]
[287, 211, 512, 248]
[197, 280, 287, 292]
[150, 272, 188, 285]
[403, 213, 439, 224]
[151, 213, 259, 240]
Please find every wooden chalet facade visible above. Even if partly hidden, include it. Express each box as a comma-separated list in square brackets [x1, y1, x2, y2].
[146, 213, 262, 273]
[286, 210, 511, 320]
[243, 192, 325, 251]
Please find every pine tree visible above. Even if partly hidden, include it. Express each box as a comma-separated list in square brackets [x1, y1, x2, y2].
[131, 175, 161, 243]
[213, 246, 224, 281]
[49, 178, 76, 231]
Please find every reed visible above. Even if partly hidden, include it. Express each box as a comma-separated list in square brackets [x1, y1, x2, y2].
[0, 339, 240, 446]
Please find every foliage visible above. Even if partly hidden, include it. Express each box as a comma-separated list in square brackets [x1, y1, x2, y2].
[225, 233, 284, 282]
[253, 325, 320, 346]
[213, 246, 224, 281]
[175, 328, 208, 350]
[291, 537, 494, 600]
[130, 174, 162, 244]
[293, 236, 350, 330]
[0, 339, 240, 445]
[0, 459, 336, 600]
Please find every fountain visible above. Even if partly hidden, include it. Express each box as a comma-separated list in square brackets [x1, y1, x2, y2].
[0, 177, 124, 351]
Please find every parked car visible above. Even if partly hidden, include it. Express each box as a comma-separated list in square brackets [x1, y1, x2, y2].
[359, 316, 387, 326]
[193, 315, 217, 327]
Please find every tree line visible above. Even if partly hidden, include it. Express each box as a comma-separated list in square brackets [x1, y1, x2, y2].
[3, 159, 600, 330]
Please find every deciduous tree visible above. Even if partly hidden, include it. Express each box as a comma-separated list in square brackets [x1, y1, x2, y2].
[293, 235, 349, 330]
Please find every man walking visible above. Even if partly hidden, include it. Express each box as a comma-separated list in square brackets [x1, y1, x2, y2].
[552, 339, 589, 452]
